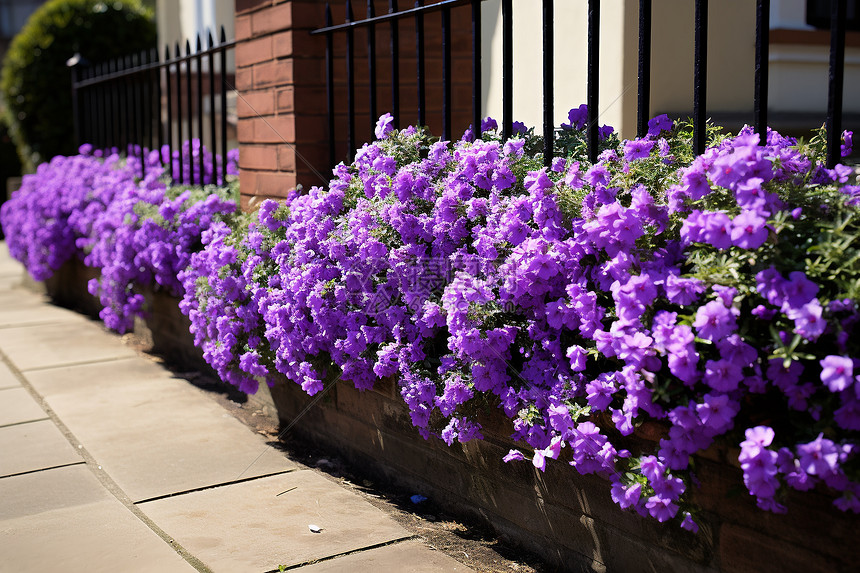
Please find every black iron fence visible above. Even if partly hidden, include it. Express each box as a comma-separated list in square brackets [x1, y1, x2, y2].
[69, 27, 235, 185]
[313, 0, 851, 168]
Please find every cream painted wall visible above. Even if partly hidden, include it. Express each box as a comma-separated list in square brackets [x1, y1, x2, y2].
[482, 0, 639, 138]
[481, 0, 855, 137]
[156, 0, 234, 56]
[770, 45, 860, 113]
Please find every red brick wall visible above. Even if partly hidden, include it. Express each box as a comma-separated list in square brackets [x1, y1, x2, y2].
[235, 0, 475, 209]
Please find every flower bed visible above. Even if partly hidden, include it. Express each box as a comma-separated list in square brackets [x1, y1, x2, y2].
[2, 114, 859, 571]
[180, 111, 860, 531]
[1, 141, 240, 332]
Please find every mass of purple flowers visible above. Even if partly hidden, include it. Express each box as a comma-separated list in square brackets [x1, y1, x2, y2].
[180, 111, 859, 530]
[3, 111, 858, 532]
[1, 141, 239, 331]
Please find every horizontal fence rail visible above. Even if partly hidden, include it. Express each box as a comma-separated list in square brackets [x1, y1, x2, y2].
[313, 0, 851, 170]
[69, 27, 236, 185]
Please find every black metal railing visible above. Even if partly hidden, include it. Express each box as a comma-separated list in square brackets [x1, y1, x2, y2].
[313, 0, 850, 168]
[68, 27, 235, 185]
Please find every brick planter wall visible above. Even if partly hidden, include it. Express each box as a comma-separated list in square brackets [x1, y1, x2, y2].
[267, 375, 860, 573]
[39, 258, 860, 572]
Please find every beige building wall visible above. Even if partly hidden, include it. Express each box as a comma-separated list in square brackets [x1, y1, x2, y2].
[156, 0, 234, 60]
[482, 0, 639, 138]
[482, 0, 857, 139]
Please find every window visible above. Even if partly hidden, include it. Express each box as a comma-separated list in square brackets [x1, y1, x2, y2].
[806, 0, 860, 31]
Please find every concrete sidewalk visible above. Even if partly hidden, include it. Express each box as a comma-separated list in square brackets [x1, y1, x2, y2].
[0, 243, 471, 573]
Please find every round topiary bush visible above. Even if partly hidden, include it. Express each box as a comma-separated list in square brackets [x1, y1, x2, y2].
[0, 0, 156, 171]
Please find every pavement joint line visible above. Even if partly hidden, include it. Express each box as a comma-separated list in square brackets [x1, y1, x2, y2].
[0, 417, 51, 429]
[20, 354, 139, 373]
[0, 460, 87, 480]
[0, 385, 27, 392]
[133, 468, 299, 505]
[265, 536, 418, 572]
[0, 341, 214, 573]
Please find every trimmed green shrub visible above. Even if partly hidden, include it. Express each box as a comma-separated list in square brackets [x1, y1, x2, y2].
[0, 0, 156, 171]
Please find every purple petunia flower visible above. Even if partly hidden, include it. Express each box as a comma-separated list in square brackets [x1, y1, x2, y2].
[693, 300, 737, 341]
[647, 114, 674, 137]
[730, 209, 769, 249]
[820, 356, 854, 393]
[375, 113, 395, 139]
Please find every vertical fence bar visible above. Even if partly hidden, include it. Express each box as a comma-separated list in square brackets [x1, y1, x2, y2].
[145, 50, 154, 157]
[95, 64, 103, 149]
[132, 53, 143, 178]
[165, 46, 174, 179]
[69, 61, 81, 146]
[92, 64, 99, 149]
[543, 0, 554, 167]
[111, 59, 119, 152]
[175, 43, 184, 184]
[637, 0, 652, 138]
[502, 0, 513, 139]
[156, 49, 164, 168]
[389, 0, 400, 128]
[694, 0, 708, 155]
[826, 0, 846, 168]
[125, 56, 133, 154]
[208, 31, 217, 183]
[220, 26, 228, 185]
[442, 6, 452, 140]
[472, 0, 482, 139]
[587, 0, 600, 163]
[185, 40, 194, 184]
[415, 0, 426, 127]
[196, 35, 204, 185]
[754, 0, 769, 138]
[324, 5, 335, 168]
[346, 0, 355, 162]
[367, 1, 377, 133]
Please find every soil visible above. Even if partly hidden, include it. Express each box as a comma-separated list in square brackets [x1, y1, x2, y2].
[119, 331, 549, 573]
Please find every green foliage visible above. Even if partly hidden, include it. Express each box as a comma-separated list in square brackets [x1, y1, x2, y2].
[0, 0, 156, 171]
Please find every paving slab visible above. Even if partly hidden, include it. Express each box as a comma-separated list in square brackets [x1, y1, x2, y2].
[0, 419, 83, 477]
[0, 320, 136, 371]
[0, 249, 22, 278]
[294, 540, 473, 572]
[0, 361, 19, 389]
[139, 470, 412, 573]
[0, 465, 197, 573]
[25, 358, 296, 502]
[0, 463, 111, 520]
[0, 275, 23, 290]
[0, 290, 86, 327]
[0, 387, 47, 427]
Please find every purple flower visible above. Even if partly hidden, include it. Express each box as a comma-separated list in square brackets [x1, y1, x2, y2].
[693, 300, 737, 341]
[820, 356, 854, 393]
[610, 481, 642, 510]
[563, 104, 589, 130]
[730, 210, 768, 249]
[624, 139, 655, 161]
[647, 114, 674, 137]
[646, 495, 679, 522]
[375, 113, 395, 139]
[796, 434, 840, 477]
[704, 359, 744, 392]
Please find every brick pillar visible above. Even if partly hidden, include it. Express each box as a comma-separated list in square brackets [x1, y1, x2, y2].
[235, 0, 331, 209]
